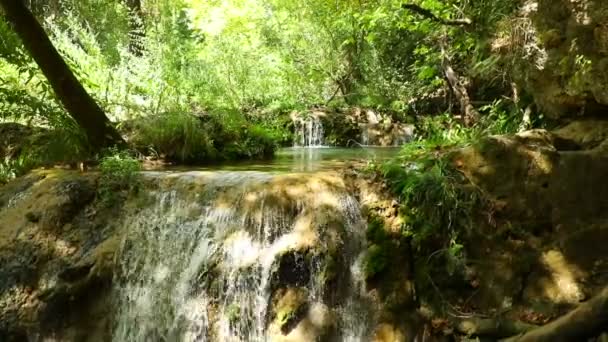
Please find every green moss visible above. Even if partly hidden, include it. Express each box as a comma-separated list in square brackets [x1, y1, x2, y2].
[364, 244, 390, 279]
[363, 214, 399, 280]
[366, 215, 390, 243]
[226, 304, 241, 325]
[540, 29, 563, 48]
[314, 252, 338, 287]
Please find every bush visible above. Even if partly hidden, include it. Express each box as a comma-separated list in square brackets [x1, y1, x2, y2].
[223, 124, 277, 160]
[98, 150, 141, 205]
[126, 110, 277, 164]
[0, 155, 35, 185]
[127, 111, 216, 163]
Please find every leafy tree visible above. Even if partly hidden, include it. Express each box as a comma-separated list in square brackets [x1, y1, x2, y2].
[0, 0, 124, 149]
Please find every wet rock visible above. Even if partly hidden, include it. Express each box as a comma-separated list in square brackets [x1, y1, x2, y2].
[0, 171, 121, 339]
[40, 178, 96, 232]
[373, 323, 407, 342]
[25, 211, 40, 223]
[269, 287, 309, 334]
[268, 292, 336, 342]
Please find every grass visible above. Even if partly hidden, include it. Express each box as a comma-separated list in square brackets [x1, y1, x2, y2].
[375, 111, 516, 284]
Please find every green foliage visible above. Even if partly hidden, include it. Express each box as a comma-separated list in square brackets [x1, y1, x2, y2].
[364, 244, 390, 280]
[127, 111, 277, 163]
[383, 158, 482, 252]
[378, 114, 501, 279]
[0, 122, 90, 185]
[0, 154, 35, 185]
[128, 111, 216, 163]
[0, 0, 534, 165]
[363, 214, 397, 280]
[2, 0, 522, 120]
[98, 150, 141, 205]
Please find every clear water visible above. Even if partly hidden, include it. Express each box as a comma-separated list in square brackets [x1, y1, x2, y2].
[152, 147, 401, 173]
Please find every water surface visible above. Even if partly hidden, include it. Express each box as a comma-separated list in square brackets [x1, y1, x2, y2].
[157, 147, 401, 173]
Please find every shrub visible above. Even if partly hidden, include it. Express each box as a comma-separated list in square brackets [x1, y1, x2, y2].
[98, 150, 141, 205]
[126, 111, 277, 163]
[127, 111, 216, 163]
[0, 155, 35, 185]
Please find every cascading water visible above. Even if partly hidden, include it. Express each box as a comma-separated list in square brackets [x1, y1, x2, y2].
[112, 171, 375, 341]
[294, 115, 325, 147]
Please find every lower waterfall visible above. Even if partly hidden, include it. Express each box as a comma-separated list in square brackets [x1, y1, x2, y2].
[112, 171, 375, 341]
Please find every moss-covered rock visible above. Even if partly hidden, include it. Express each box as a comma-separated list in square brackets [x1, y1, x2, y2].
[0, 171, 124, 340]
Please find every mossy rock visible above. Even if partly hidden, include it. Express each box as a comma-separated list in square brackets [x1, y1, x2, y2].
[270, 287, 309, 334]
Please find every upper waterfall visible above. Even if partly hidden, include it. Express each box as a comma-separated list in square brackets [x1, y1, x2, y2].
[293, 113, 325, 147]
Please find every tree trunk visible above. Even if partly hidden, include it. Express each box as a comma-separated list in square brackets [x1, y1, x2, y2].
[0, 0, 124, 149]
[442, 60, 479, 126]
[440, 39, 479, 126]
[124, 0, 145, 56]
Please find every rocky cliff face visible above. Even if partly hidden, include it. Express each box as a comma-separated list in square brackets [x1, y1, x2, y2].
[450, 125, 608, 318]
[514, 1, 608, 118]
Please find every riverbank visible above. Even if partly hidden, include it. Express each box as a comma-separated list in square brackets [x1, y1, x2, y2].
[2, 122, 608, 341]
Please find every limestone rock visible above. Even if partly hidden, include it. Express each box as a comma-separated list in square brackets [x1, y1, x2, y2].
[0, 171, 120, 340]
[511, 1, 608, 118]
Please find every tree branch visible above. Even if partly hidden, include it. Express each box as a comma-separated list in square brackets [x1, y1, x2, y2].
[402, 4, 472, 26]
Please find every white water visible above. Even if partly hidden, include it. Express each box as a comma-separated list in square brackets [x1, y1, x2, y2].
[294, 116, 325, 147]
[112, 171, 374, 341]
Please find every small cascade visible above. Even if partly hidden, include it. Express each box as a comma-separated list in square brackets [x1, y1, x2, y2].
[112, 171, 375, 341]
[294, 114, 325, 147]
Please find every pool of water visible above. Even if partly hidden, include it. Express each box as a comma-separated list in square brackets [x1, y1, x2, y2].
[151, 147, 401, 173]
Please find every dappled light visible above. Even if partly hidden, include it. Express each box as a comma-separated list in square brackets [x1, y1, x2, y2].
[2, 0, 608, 341]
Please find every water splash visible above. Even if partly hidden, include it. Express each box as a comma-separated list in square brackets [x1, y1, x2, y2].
[112, 171, 374, 341]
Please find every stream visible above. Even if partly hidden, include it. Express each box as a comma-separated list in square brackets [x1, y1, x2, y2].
[111, 146, 400, 341]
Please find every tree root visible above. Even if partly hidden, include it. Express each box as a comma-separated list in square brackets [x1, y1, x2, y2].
[501, 287, 608, 342]
[455, 317, 537, 338]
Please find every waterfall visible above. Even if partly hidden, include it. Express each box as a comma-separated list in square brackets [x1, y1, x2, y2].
[294, 115, 325, 147]
[112, 171, 375, 341]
